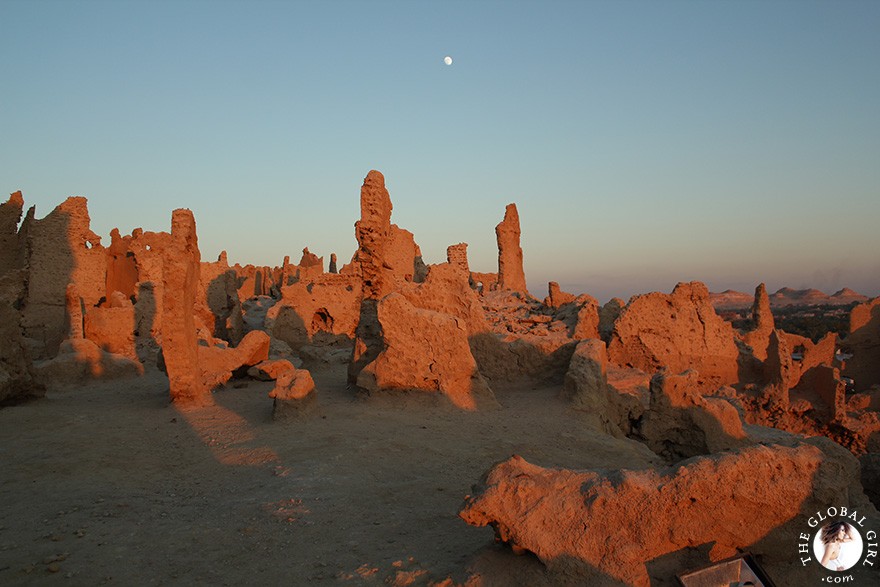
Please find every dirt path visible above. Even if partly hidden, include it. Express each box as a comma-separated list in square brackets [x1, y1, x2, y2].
[0, 365, 659, 585]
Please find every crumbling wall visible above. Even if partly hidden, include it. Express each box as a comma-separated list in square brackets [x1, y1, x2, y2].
[598, 298, 625, 341]
[543, 281, 575, 308]
[384, 225, 422, 285]
[355, 293, 495, 410]
[105, 228, 139, 300]
[0, 192, 24, 276]
[460, 439, 872, 586]
[809, 365, 847, 422]
[199, 251, 244, 344]
[347, 171, 494, 404]
[355, 262, 495, 407]
[233, 264, 279, 299]
[762, 329, 794, 411]
[268, 274, 362, 350]
[397, 263, 489, 336]
[606, 282, 739, 387]
[0, 193, 38, 404]
[124, 229, 172, 350]
[446, 243, 470, 277]
[84, 291, 137, 360]
[472, 289, 580, 382]
[20, 197, 106, 359]
[843, 297, 880, 391]
[469, 271, 497, 293]
[552, 294, 600, 340]
[759, 330, 843, 420]
[741, 325, 878, 454]
[560, 338, 643, 437]
[788, 331, 840, 403]
[635, 369, 748, 460]
[0, 274, 44, 405]
[296, 247, 324, 283]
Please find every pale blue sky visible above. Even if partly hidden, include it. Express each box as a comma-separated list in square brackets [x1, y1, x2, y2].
[2, 0, 878, 302]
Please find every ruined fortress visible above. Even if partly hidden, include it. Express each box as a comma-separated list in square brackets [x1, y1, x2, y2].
[1, 170, 878, 585]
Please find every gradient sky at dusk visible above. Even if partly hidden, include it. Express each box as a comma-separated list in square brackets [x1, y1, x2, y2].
[3, 0, 878, 303]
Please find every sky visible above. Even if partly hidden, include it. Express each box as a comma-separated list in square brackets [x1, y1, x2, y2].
[2, 0, 878, 303]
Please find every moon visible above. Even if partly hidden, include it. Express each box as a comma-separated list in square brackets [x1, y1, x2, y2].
[443, 56, 453, 65]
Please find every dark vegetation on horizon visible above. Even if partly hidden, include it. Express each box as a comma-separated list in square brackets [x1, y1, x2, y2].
[721, 303, 857, 343]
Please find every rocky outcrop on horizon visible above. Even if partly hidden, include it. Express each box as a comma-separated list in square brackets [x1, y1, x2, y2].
[711, 286, 869, 309]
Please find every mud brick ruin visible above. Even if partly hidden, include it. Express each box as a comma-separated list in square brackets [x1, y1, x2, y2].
[2, 171, 879, 585]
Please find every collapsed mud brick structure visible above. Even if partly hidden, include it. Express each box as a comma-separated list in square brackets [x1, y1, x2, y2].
[2, 170, 879, 584]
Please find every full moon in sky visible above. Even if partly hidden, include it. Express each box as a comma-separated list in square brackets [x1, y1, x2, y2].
[444, 56, 453, 65]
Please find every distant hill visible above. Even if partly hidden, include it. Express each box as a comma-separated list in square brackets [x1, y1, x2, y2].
[710, 290, 755, 309]
[710, 287, 869, 310]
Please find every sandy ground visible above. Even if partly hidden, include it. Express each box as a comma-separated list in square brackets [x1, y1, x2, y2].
[0, 363, 661, 586]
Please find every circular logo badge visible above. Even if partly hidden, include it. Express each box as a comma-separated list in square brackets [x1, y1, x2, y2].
[812, 519, 864, 572]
